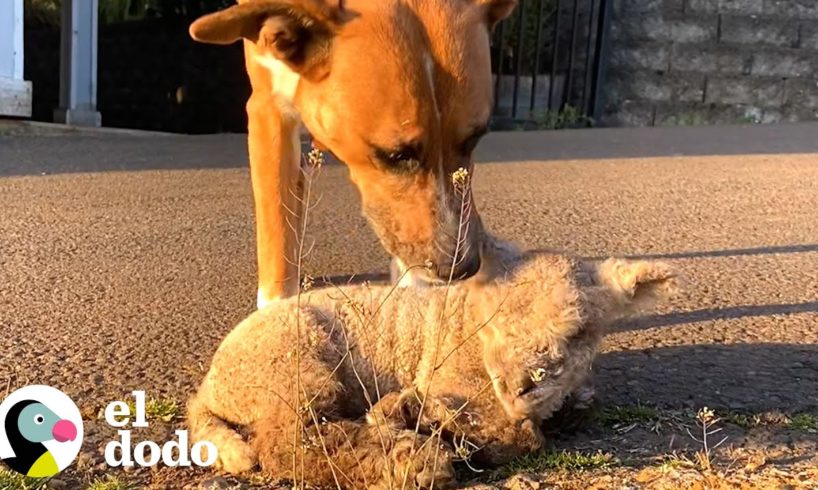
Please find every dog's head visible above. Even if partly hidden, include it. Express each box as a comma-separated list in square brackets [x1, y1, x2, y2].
[190, 0, 517, 282]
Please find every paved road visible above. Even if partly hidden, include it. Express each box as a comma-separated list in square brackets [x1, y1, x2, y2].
[1, 124, 817, 421]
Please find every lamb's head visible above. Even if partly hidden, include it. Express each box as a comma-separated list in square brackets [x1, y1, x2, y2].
[474, 254, 596, 423]
[475, 254, 677, 424]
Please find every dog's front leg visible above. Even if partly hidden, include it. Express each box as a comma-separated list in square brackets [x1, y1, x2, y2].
[245, 47, 305, 309]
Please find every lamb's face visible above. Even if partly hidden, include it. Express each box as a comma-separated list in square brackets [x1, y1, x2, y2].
[475, 254, 602, 423]
[481, 325, 598, 424]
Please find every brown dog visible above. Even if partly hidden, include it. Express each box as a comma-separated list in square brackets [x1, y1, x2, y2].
[189, 0, 518, 307]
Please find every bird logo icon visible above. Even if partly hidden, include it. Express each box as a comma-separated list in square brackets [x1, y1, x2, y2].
[0, 386, 83, 478]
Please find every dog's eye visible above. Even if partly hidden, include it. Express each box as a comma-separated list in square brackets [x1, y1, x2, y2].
[374, 145, 421, 174]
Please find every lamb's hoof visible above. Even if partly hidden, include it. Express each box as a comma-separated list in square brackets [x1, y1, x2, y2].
[389, 433, 456, 489]
[572, 384, 597, 410]
[415, 464, 456, 489]
[541, 387, 598, 435]
[215, 437, 258, 474]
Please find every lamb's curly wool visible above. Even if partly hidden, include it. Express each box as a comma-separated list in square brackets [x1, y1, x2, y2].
[188, 242, 676, 488]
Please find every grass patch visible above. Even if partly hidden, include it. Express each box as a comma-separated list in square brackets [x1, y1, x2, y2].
[788, 413, 818, 433]
[593, 404, 661, 427]
[491, 450, 617, 479]
[100, 396, 181, 423]
[0, 468, 49, 490]
[142, 398, 181, 422]
[86, 475, 131, 490]
[722, 412, 761, 428]
[720, 411, 817, 432]
[532, 105, 593, 130]
[658, 454, 696, 471]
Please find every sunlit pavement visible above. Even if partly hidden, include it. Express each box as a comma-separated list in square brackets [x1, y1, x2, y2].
[1, 123, 816, 414]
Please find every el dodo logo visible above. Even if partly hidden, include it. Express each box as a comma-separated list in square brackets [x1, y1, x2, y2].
[0, 385, 83, 478]
[103, 391, 216, 468]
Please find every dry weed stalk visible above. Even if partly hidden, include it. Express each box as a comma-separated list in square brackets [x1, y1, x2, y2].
[687, 407, 728, 471]
[285, 144, 347, 489]
[282, 158, 491, 489]
[406, 167, 478, 487]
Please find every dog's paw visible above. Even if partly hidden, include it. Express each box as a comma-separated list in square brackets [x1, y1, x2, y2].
[256, 289, 284, 310]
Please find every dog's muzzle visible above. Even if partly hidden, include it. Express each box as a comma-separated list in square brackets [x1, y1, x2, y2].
[434, 252, 481, 281]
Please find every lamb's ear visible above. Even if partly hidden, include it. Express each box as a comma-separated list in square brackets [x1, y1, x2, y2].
[597, 259, 679, 311]
[189, 0, 346, 75]
[475, 0, 519, 30]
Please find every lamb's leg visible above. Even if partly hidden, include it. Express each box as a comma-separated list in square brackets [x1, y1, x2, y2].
[366, 390, 458, 432]
[571, 378, 597, 410]
[368, 390, 544, 470]
[540, 378, 597, 435]
[253, 412, 456, 489]
[187, 390, 257, 473]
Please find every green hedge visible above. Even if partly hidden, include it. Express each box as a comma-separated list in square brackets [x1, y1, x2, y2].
[496, 0, 560, 74]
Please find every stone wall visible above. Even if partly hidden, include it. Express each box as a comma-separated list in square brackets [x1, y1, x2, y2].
[603, 0, 818, 126]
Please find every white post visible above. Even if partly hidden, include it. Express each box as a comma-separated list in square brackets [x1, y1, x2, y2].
[0, 0, 32, 117]
[54, 0, 101, 126]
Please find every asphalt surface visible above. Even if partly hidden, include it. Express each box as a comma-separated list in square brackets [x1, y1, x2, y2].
[1, 124, 817, 422]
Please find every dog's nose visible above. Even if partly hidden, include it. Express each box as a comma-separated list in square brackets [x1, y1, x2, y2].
[436, 253, 481, 281]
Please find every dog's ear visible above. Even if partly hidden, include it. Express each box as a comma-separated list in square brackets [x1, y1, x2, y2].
[190, 0, 347, 75]
[476, 0, 519, 30]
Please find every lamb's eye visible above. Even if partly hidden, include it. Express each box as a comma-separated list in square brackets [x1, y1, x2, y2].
[516, 383, 536, 397]
[553, 366, 564, 377]
[34, 414, 45, 425]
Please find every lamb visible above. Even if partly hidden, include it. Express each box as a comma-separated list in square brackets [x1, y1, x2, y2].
[187, 240, 677, 489]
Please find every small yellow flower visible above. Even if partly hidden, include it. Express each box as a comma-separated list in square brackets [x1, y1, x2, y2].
[306, 145, 325, 170]
[451, 167, 470, 189]
[697, 407, 716, 424]
[455, 444, 471, 459]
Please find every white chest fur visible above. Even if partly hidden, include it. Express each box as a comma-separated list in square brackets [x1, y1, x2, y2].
[254, 53, 301, 120]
